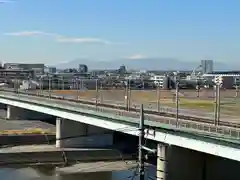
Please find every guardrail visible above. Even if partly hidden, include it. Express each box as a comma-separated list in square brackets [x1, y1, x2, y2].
[11, 89, 240, 127]
[0, 88, 240, 139]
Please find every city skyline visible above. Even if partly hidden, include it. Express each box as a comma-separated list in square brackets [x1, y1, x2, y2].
[0, 0, 240, 65]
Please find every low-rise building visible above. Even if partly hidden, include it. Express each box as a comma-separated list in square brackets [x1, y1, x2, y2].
[0, 69, 34, 82]
[150, 75, 165, 88]
[4, 63, 45, 75]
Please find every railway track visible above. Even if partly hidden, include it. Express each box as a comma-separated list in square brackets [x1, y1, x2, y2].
[1, 89, 240, 129]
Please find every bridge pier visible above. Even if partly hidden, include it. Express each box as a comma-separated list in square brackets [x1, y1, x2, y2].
[156, 143, 167, 180]
[6, 105, 54, 120]
[6, 105, 11, 119]
[56, 117, 113, 148]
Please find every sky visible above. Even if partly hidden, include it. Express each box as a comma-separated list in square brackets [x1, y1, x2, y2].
[0, 0, 240, 65]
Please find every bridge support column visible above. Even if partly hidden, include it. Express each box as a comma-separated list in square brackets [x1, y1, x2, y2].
[6, 105, 12, 119]
[56, 117, 63, 148]
[156, 143, 167, 180]
[56, 117, 113, 148]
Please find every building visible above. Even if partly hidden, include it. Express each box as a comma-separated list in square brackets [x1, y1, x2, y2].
[4, 63, 45, 76]
[20, 80, 38, 90]
[45, 66, 57, 74]
[201, 60, 213, 74]
[150, 75, 165, 88]
[78, 64, 88, 73]
[202, 71, 240, 89]
[0, 69, 34, 81]
[235, 77, 240, 86]
[118, 65, 126, 74]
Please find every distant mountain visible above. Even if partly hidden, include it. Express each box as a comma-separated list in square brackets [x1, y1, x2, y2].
[55, 57, 236, 71]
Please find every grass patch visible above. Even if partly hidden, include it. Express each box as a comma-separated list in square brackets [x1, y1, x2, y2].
[162, 99, 215, 111]
[179, 99, 214, 109]
[163, 98, 240, 116]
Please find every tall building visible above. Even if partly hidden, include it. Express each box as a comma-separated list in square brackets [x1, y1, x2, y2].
[118, 65, 126, 74]
[201, 60, 213, 74]
[78, 64, 88, 73]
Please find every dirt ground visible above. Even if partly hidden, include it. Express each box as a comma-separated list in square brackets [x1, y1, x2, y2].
[50, 89, 239, 102]
[49, 89, 240, 115]
[31, 88, 238, 118]
[51, 89, 174, 102]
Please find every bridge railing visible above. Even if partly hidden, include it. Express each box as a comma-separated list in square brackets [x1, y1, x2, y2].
[0, 88, 240, 140]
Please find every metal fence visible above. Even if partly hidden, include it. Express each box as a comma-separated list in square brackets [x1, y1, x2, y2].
[5, 76, 240, 126]
[1, 87, 240, 140]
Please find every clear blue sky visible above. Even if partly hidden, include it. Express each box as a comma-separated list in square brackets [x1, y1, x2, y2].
[0, 0, 240, 65]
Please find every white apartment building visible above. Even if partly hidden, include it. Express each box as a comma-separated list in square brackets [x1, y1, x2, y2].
[150, 75, 165, 88]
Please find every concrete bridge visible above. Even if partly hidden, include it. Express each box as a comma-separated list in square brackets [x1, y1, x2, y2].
[0, 90, 240, 180]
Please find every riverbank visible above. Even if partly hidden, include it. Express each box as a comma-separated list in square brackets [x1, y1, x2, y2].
[0, 144, 135, 166]
[0, 119, 56, 146]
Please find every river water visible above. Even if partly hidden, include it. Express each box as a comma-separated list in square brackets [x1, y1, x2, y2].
[0, 166, 155, 180]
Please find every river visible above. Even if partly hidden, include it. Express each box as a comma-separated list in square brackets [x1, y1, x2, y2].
[0, 165, 156, 180]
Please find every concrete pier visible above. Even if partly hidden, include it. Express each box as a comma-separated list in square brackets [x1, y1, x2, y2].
[156, 143, 167, 180]
[56, 117, 113, 148]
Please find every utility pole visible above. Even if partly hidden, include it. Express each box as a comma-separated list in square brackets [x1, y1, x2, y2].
[40, 77, 43, 95]
[62, 76, 64, 90]
[138, 104, 145, 180]
[16, 79, 19, 94]
[100, 82, 103, 104]
[95, 79, 98, 108]
[157, 86, 160, 112]
[128, 79, 131, 111]
[217, 84, 221, 125]
[48, 76, 51, 98]
[125, 79, 129, 110]
[235, 85, 239, 97]
[214, 85, 218, 125]
[14, 77, 16, 93]
[138, 104, 157, 180]
[196, 74, 200, 98]
[213, 76, 223, 125]
[175, 81, 179, 127]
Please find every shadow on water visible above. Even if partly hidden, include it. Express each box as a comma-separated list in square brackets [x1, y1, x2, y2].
[0, 164, 156, 180]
